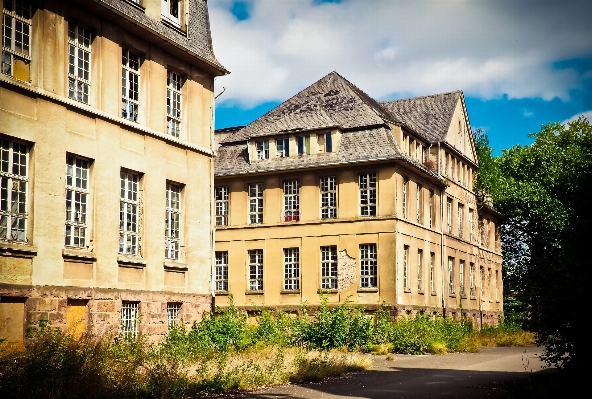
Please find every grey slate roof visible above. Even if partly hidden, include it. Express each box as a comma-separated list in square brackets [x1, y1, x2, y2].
[380, 91, 461, 142]
[220, 72, 396, 144]
[95, 0, 226, 73]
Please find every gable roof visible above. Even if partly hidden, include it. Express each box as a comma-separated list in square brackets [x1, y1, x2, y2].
[220, 72, 396, 144]
[380, 91, 461, 142]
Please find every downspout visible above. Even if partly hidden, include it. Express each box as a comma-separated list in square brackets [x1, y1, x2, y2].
[439, 142, 446, 318]
[210, 84, 217, 314]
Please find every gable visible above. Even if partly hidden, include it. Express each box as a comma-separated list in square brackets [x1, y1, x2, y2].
[443, 98, 477, 164]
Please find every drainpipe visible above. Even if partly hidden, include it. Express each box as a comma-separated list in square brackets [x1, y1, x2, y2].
[210, 86, 217, 314]
[439, 143, 446, 318]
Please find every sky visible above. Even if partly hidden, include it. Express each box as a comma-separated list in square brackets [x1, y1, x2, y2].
[209, 0, 592, 154]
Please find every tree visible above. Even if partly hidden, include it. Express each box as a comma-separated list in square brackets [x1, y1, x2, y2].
[476, 118, 592, 368]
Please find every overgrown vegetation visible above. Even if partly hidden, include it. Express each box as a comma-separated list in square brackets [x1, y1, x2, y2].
[0, 297, 533, 398]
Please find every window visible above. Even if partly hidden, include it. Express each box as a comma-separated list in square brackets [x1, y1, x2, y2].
[162, 0, 180, 25]
[320, 176, 337, 219]
[321, 246, 337, 289]
[458, 204, 464, 238]
[324, 133, 332, 152]
[166, 71, 182, 138]
[495, 270, 499, 300]
[360, 244, 377, 288]
[359, 173, 376, 216]
[487, 268, 491, 300]
[215, 251, 228, 291]
[459, 260, 465, 296]
[119, 170, 139, 255]
[248, 249, 263, 291]
[428, 189, 434, 228]
[402, 179, 408, 219]
[165, 182, 181, 260]
[167, 303, 181, 330]
[297, 136, 305, 155]
[402, 134, 407, 154]
[482, 218, 489, 248]
[65, 155, 89, 248]
[121, 301, 139, 338]
[403, 245, 409, 290]
[448, 257, 454, 294]
[430, 252, 435, 293]
[68, 23, 91, 104]
[283, 248, 300, 290]
[417, 249, 423, 291]
[1, 0, 31, 80]
[256, 140, 269, 160]
[276, 138, 289, 157]
[469, 263, 475, 296]
[0, 138, 28, 242]
[408, 138, 413, 156]
[469, 209, 473, 242]
[121, 49, 140, 122]
[283, 180, 299, 222]
[215, 186, 229, 226]
[416, 184, 422, 224]
[248, 183, 263, 224]
[446, 198, 452, 234]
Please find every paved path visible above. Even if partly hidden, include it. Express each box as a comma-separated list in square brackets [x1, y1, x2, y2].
[235, 346, 547, 399]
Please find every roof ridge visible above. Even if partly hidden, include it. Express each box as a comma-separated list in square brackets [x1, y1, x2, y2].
[381, 90, 462, 104]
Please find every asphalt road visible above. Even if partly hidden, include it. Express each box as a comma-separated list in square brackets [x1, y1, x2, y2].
[234, 346, 547, 399]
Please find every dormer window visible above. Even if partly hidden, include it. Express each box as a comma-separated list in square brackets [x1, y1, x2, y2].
[256, 141, 269, 160]
[325, 133, 332, 152]
[162, 0, 180, 26]
[276, 138, 289, 157]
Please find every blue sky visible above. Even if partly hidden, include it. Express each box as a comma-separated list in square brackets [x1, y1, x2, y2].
[210, 0, 592, 155]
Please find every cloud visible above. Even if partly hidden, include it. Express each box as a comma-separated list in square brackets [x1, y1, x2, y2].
[209, 0, 592, 107]
[562, 110, 592, 124]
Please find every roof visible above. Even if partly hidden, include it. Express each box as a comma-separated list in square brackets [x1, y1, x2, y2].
[95, 0, 227, 74]
[220, 72, 396, 144]
[380, 91, 461, 142]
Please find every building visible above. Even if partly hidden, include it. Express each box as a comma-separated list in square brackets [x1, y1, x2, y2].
[0, 0, 227, 343]
[214, 72, 503, 324]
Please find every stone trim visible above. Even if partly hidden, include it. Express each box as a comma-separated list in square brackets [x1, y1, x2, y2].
[62, 248, 97, 263]
[117, 256, 147, 268]
[0, 242, 37, 258]
[163, 262, 188, 271]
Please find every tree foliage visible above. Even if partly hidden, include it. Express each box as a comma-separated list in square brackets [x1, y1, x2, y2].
[475, 118, 592, 368]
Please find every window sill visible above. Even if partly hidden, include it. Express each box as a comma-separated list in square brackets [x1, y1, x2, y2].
[403, 288, 411, 293]
[280, 290, 301, 295]
[431, 291, 437, 296]
[117, 256, 146, 268]
[358, 287, 378, 293]
[215, 291, 229, 296]
[161, 17, 186, 36]
[461, 294, 467, 299]
[163, 261, 188, 271]
[245, 290, 264, 295]
[317, 289, 339, 294]
[449, 294, 457, 298]
[0, 242, 37, 258]
[418, 290, 425, 295]
[62, 248, 96, 263]
[470, 296, 477, 300]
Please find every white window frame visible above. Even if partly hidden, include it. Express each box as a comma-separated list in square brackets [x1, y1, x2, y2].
[167, 302, 181, 330]
[359, 173, 376, 216]
[403, 245, 409, 290]
[320, 246, 337, 290]
[68, 23, 91, 104]
[165, 182, 181, 260]
[119, 170, 140, 255]
[320, 176, 337, 219]
[0, 137, 28, 242]
[283, 180, 300, 222]
[416, 184, 422, 224]
[248, 183, 263, 224]
[402, 178, 408, 219]
[215, 251, 228, 292]
[360, 243, 377, 288]
[459, 260, 465, 296]
[458, 203, 464, 238]
[248, 249, 263, 291]
[470, 263, 475, 296]
[161, 0, 180, 26]
[428, 189, 434, 228]
[166, 70, 182, 138]
[447, 198, 452, 234]
[448, 257, 454, 294]
[469, 209, 473, 242]
[417, 249, 423, 291]
[121, 301, 139, 338]
[65, 155, 90, 248]
[276, 138, 289, 157]
[215, 186, 229, 226]
[122, 49, 140, 122]
[1, 0, 32, 77]
[283, 247, 300, 290]
[430, 252, 435, 293]
[256, 140, 269, 160]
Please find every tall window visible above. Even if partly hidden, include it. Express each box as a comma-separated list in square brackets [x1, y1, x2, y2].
[428, 189, 434, 228]
[429, 252, 435, 293]
[283, 248, 300, 290]
[166, 71, 182, 138]
[446, 198, 452, 234]
[321, 246, 337, 289]
[487, 268, 491, 300]
[122, 49, 140, 122]
[324, 133, 332, 152]
[119, 170, 139, 255]
[248, 183, 263, 224]
[458, 204, 464, 238]
[68, 24, 91, 104]
[320, 176, 337, 219]
[469, 263, 475, 296]
[448, 257, 454, 294]
[162, 0, 180, 25]
[65, 155, 89, 248]
[256, 140, 269, 160]
[1, 0, 31, 79]
[283, 180, 299, 221]
[121, 301, 139, 338]
[165, 182, 181, 260]
[417, 249, 423, 291]
[360, 244, 377, 288]
[215, 186, 229, 226]
[469, 209, 473, 242]
[402, 179, 408, 219]
[495, 270, 499, 300]
[482, 218, 489, 248]
[215, 251, 228, 291]
[0, 138, 28, 241]
[403, 245, 409, 290]
[416, 184, 422, 224]
[167, 303, 181, 330]
[359, 173, 376, 216]
[248, 249, 263, 291]
[276, 138, 289, 157]
[297, 136, 305, 155]
[459, 260, 465, 295]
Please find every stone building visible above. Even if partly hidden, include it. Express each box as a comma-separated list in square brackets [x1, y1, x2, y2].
[214, 72, 503, 324]
[0, 0, 227, 343]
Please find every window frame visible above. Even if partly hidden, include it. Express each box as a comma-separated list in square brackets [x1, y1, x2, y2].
[166, 70, 183, 138]
[248, 182, 263, 224]
[319, 175, 337, 219]
[446, 198, 452, 234]
[459, 260, 465, 296]
[121, 301, 139, 338]
[215, 251, 228, 292]
[121, 48, 140, 122]
[247, 249, 263, 291]
[359, 172, 377, 217]
[256, 140, 269, 160]
[360, 243, 377, 288]
[276, 138, 289, 157]
[416, 183, 422, 224]
[215, 186, 229, 226]
[161, 0, 181, 26]
[167, 302, 181, 330]
[283, 179, 299, 222]
[1, 0, 32, 79]
[403, 245, 409, 290]
[430, 252, 435, 293]
[417, 249, 423, 291]
[0, 137, 28, 242]
[320, 245, 338, 290]
[119, 169, 140, 256]
[458, 203, 464, 238]
[448, 257, 455, 295]
[283, 247, 300, 290]
[67, 22, 92, 104]
[64, 154, 90, 248]
[165, 181, 182, 260]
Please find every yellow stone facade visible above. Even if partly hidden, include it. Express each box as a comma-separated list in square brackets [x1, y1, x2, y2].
[0, 0, 226, 342]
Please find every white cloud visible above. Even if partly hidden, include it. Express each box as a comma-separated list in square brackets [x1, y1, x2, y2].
[562, 110, 592, 124]
[209, 0, 592, 107]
